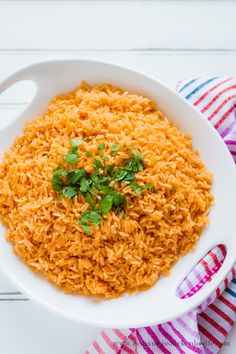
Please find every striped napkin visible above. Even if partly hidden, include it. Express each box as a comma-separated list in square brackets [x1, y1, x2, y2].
[87, 77, 236, 354]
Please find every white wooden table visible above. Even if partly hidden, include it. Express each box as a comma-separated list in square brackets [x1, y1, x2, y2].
[0, 1, 235, 353]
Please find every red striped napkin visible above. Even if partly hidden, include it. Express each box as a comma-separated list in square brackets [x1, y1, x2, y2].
[87, 77, 236, 354]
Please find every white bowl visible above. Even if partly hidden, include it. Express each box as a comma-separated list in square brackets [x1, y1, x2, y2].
[0, 59, 235, 328]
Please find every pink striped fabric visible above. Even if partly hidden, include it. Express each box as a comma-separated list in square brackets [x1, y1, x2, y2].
[87, 77, 236, 354]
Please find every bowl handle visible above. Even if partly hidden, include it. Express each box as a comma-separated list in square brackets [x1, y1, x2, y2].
[0, 62, 51, 152]
[163, 242, 236, 323]
[0, 63, 41, 96]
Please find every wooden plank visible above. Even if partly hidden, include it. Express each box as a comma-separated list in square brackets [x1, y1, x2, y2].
[0, 52, 236, 103]
[0, 2, 235, 50]
[1, 0, 235, 2]
[0, 270, 19, 293]
[0, 300, 100, 354]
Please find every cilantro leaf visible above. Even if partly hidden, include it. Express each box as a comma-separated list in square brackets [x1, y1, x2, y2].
[93, 158, 104, 175]
[131, 181, 155, 195]
[90, 175, 110, 191]
[113, 169, 135, 184]
[79, 210, 101, 229]
[62, 186, 77, 199]
[97, 142, 105, 151]
[103, 188, 126, 207]
[106, 165, 114, 175]
[70, 146, 78, 154]
[100, 155, 109, 161]
[70, 138, 84, 147]
[52, 167, 70, 191]
[67, 169, 86, 184]
[137, 160, 143, 172]
[89, 186, 99, 195]
[55, 164, 64, 171]
[142, 183, 155, 192]
[114, 169, 128, 181]
[122, 172, 135, 184]
[79, 177, 92, 193]
[91, 175, 101, 187]
[125, 158, 143, 173]
[93, 158, 104, 170]
[52, 171, 63, 191]
[85, 151, 92, 157]
[99, 176, 110, 186]
[128, 147, 143, 160]
[59, 169, 71, 176]
[64, 152, 78, 164]
[79, 223, 91, 235]
[85, 192, 95, 208]
[131, 181, 142, 195]
[100, 195, 113, 214]
[111, 144, 120, 155]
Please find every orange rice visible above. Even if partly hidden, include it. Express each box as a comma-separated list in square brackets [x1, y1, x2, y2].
[0, 82, 213, 298]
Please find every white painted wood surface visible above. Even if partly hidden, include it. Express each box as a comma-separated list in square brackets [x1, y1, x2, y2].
[0, 1, 235, 353]
[0, 1, 236, 50]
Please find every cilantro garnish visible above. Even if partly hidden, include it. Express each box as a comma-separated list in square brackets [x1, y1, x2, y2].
[52, 139, 155, 235]
[80, 210, 101, 225]
[93, 158, 104, 175]
[64, 152, 78, 164]
[106, 165, 114, 175]
[64, 138, 84, 164]
[85, 192, 95, 208]
[78, 210, 101, 235]
[97, 142, 105, 151]
[67, 169, 86, 184]
[114, 169, 128, 182]
[125, 157, 143, 173]
[143, 183, 155, 192]
[79, 177, 92, 193]
[128, 147, 143, 160]
[52, 171, 63, 191]
[131, 181, 142, 195]
[122, 172, 135, 184]
[103, 188, 126, 208]
[100, 195, 113, 214]
[79, 223, 90, 235]
[112, 147, 143, 184]
[51, 167, 71, 191]
[100, 155, 109, 161]
[131, 181, 155, 195]
[93, 158, 104, 169]
[62, 186, 78, 199]
[111, 144, 120, 155]
[99, 176, 110, 186]
[70, 138, 84, 147]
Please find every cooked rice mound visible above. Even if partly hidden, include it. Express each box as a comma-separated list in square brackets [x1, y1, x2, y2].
[0, 82, 213, 298]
